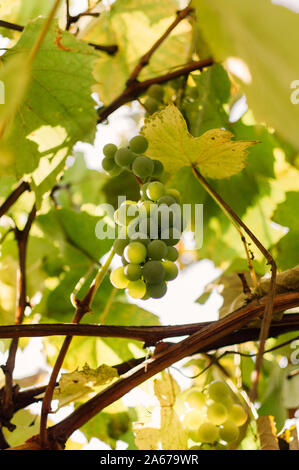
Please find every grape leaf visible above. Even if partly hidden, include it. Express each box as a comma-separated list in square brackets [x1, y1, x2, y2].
[182, 63, 231, 136]
[271, 192, 299, 269]
[195, 0, 299, 150]
[53, 363, 118, 408]
[80, 0, 191, 104]
[141, 104, 257, 179]
[135, 373, 188, 450]
[2, 18, 98, 180]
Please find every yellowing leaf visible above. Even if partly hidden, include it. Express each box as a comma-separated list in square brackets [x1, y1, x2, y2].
[154, 371, 180, 407]
[134, 372, 188, 450]
[53, 363, 118, 408]
[142, 104, 257, 179]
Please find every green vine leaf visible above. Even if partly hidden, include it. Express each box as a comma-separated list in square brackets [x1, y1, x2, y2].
[141, 104, 258, 179]
[2, 17, 99, 182]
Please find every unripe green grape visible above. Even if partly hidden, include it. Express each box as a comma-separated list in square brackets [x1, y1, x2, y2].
[137, 217, 159, 240]
[227, 404, 247, 427]
[160, 227, 181, 246]
[189, 445, 202, 450]
[162, 260, 178, 281]
[138, 200, 157, 218]
[129, 135, 148, 154]
[113, 238, 129, 256]
[144, 96, 160, 114]
[147, 84, 164, 101]
[114, 201, 139, 226]
[124, 264, 142, 281]
[103, 143, 117, 158]
[127, 280, 146, 299]
[110, 267, 129, 289]
[166, 188, 181, 203]
[183, 409, 205, 430]
[107, 164, 123, 177]
[219, 421, 239, 443]
[152, 159, 164, 177]
[184, 389, 206, 410]
[146, 181, 166, 202]
[207, 402, 228, 425]
[166, 246, 179, 262]
[157, 195, 177, 206]
[147, 240, 168, 260]
[132, 156, 154, 179]
[114, 147, 135, 168]
[102, 156, 116, 172]
[208, 381, 231, 402]
[140, 183, 151, 201]
[146, 281, 167, 299]
[124, 241, 147, 264]
[129, 233, 150, 246]
[197, 422, 219, 444]
[142, 260, 165, 283]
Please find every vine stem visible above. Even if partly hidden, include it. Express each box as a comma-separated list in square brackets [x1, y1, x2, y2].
[192, 167, 277, 401]
[39, 248, 115, 448]
[1, 205, 36, 421]
[126, 6, 193, 86]
[46, 290, 285, 445]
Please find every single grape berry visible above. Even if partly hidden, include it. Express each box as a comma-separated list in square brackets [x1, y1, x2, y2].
[102, 157, 116, 172]
[147, 84, 164, 101]
[127, 280, 146, 299]
[207, 402, 228, 425]
[184, 389, 206, 410]
[166, 188, 181, 203]
[146, 181, 166, 201]
[103, 143, 117, 158]
[196, 423, 219, 444]
[144, 96, 160, 114]
[152, 159, 164, 177]
[108, 165, 123, 177]
[110, 267, 129, 289]
[157, 195, 177, 206]
[208, 381, 231, 402]
[114, 147, 135, 168]
[227, 404, 247, 427]
[114, 201, 139, 226]
[147, 240, 168, 260]
[160, 227, 181, 246]
[129, 135, 148, 154]
[132, 156, 154, 179]
[124, 264, 142, 281]
[165, 246, 179, 262]
[146, 281, 167, 299]
[219, 421, 239, 443]
[113, 238, 129, 256]
[140, 182, 151, 201]
[162, 260, 178, 281]
[138, 200, 156, 219]
[183, 409, 205, 430]
[142, 260, 165, 283]
[124, 241, 147, 264]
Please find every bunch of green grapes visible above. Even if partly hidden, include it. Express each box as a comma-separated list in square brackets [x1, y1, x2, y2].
[103, 135, 185, 300]
[178, 381, 248, 450]
[103, 135, 184, 300]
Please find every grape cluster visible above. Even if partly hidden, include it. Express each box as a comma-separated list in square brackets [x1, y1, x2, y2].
[143, 84, 165, 114]
[102, 135, 184, 300]
[178, 381, 248, 450]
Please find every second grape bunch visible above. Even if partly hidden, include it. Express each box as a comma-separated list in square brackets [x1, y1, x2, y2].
[102, 135, 183, 300]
